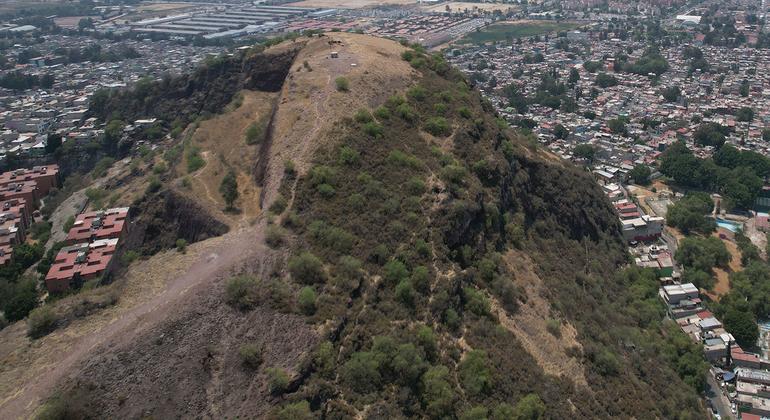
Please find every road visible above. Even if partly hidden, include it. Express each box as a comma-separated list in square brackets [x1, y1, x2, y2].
[706, 371, 735, 420]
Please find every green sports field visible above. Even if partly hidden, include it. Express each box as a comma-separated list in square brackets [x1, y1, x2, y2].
[458, 21, 583, 45]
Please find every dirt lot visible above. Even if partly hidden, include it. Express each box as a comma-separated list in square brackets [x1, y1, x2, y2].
[421, 1, 519, 13]
[704, 232, 743, 301]
[286, 0, 416, 8]
[178, 90, 277, 228]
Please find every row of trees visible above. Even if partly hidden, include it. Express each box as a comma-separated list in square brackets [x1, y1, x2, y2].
[660, 141, 767, 209]
[0, 72, 54, 90]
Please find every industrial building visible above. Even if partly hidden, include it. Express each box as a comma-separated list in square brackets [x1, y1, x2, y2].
[130, 5, 335, 39]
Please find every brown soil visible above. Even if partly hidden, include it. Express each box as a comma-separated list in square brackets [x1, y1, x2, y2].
[705, 232, 743, 301]
[493, 250, 587, 387]
[178, 90, 277, 228]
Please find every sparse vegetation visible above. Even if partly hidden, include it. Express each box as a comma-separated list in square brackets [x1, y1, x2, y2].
[239, 343, 264, 369]
[27, 305, 58, 338]
[335, 77, 349, 92]
[267, 367, 290, 394]
[225, 275, 259, 310]
[219, 170, 239, 210]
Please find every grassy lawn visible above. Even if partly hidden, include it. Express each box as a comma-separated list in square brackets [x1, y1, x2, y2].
[458, 21, 583, 45]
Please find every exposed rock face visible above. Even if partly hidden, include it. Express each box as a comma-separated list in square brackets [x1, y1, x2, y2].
[126, 189, 229, 256]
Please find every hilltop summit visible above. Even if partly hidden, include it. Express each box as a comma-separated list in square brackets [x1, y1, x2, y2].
[0, 34, 704, 419]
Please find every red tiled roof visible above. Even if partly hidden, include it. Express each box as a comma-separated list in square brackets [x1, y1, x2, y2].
[65, 207, 128, 244]
[45, 239, 118, 292]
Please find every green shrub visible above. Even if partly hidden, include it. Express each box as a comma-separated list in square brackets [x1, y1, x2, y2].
[341, 351, 381, 393]
[62, 215, 75, 234]
[265, 225, 285, 248]
[175, 238, 187, 253]
[309, 165, 336, 186]
[298, 286, 317, 315]
[374, 106, 390, 119]
[546, 318, 561, 337]
[387, 150, 422, 169]
[347, 193, 365, 210]
[267, 367, 290, 394]
[401, 50, 414, 61]
[225, 275, 259, 309]
[395, 280, 415, 306]
[335, 77, 349, 92]
[424, 117, 451, 137]
[410, 57, 427, 69]
[458, 107, 472, 119]
[459, 350, 492, 396]
[386, 95, 405, 108]
[308, 221, 355, 254]
[407, 85, 427, 101]
[288, 252, 325, 284]
[239, 343, 263, 368]
[421, 365, 455, 418]
[406, 177, 426, 195]
[334, 255, 362, 290]
[511, 394, 546, 419]
[433, 103, 448, 115]
[383, 260, 409, 285]
[317, 183, 335, 198]
[121, 250, 140, 265]
[411, 266, 430, 293]
[396, 103, 418, 122]
[145, 176, 162, 195]
[444, 308, 460, 330]
[186, 146, 205, 173]
[463, 287, 490, 316]
[460, 406, 488, 420]
[273, 401, 312, 420]
[284, 160, 296, 176]
[245, 120, 265, 145]
[27, 305, 58, 339]
[440, 164, 467, 185]
[339, 145, 359, 165]
[594, 348, 621, 376]
[85, 187, 108, 209]
[416, 325, 437, 360]
[362, 121, 383, 138]
[93, 157, 115, 178]
[269, 195, 288, 214]
[354, 109, 373, 123]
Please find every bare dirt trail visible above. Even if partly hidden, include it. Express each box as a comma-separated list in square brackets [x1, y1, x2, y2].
[0, 224, 265, 419]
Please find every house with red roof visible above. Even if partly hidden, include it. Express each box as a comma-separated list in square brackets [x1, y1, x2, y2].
[65, 207, 129, 245]
[45, 238, 118, 293]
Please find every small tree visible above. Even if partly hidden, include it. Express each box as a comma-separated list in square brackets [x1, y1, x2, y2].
[553, 124, 569, 139]
[219, 170, 239, 210]
[297, 286, 317, 315]
[628, 164, 651, 185]
[288, 252, 325, 284]
[573, 144, 595, 162]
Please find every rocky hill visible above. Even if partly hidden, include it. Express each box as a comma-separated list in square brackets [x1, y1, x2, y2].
[0, 34, 706, 419]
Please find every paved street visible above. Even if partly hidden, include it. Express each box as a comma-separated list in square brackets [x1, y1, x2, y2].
[706, 371, 734, 420]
